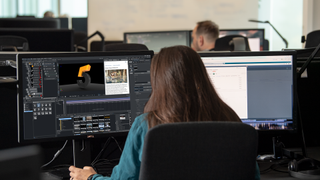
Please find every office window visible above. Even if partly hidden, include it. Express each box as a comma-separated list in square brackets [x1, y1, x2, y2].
[0, 0, 17, 17]
[60, 0, 88, 17]
[0, 0, 87, 18]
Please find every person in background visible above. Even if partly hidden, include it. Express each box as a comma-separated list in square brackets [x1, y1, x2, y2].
[69, 45, 260, 180]
[43, 11, 54, 18]
[191, 20, 219, 51]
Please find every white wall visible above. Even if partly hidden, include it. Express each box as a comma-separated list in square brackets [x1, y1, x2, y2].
[88, 0, 259, 42]
[303, 0, 320, 34]
[258, 0, 303, 51]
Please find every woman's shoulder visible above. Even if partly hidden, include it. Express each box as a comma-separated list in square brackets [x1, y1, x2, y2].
[131, 113, 149, 130]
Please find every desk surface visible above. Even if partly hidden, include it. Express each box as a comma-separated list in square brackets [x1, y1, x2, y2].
[259, 159, 297, 180]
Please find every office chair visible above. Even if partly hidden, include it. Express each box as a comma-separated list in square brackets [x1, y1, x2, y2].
[139, 121, 258, 180]
[104, 43, 148, 51]
[90, 40, 123, 52]
[0, 35, 29, 51]
[215, 35, 251, 51]
[302, 30, 320, 48]
[0, 145, 42, 180]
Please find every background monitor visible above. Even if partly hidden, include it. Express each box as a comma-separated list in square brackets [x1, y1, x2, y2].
[72, 18, 87, 34]
[17, 51, 153, 144]
[124, 30, 191, 52]
[198, 51, 297, 131]
[0, 28, 74, 51]
[57, 18, 69, 29]
[0, 18, 60, 29]
[219, 29, 265, 51]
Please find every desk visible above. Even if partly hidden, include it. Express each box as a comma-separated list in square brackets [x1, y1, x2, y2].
[259, 160, 297, 180]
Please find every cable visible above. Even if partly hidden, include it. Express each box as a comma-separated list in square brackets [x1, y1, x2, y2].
[41, 140, 69, 169]
[91, 136, 123, 166]
[111, 136, 123, 153]
[0, 60, 17, 68]
[91, 137, 111, 165]
[90, 137, 124, 176]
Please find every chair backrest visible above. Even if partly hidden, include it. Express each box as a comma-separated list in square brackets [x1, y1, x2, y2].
[104, 43, 148, 51]
[139, 121, 258, 180]
[0, 35, 29, 51]
[305, 30, 320, 48]
[0, 145, 42, 180]
[90, 40, 123, 52]
[215, 35, 251, 51]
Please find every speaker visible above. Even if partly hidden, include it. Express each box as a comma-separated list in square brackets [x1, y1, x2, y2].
[288, 158, 320, 179]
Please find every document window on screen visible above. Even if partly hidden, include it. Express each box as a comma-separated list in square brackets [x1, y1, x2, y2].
[201, 54, 294, 130]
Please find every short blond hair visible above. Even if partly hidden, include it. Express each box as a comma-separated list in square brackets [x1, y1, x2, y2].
[196, 20, 219, 42]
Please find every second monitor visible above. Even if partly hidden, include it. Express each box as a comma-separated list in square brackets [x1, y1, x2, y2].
[198, 50, 297, 131]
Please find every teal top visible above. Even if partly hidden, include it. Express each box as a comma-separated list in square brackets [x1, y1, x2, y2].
[92, 113, 260, 180]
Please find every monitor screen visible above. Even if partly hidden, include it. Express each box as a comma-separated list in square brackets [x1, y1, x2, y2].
[124, 31, 191, 52]
[219, 29, 265, 51]
[198, 51, 297, 131]
[17, 51, 153, 143]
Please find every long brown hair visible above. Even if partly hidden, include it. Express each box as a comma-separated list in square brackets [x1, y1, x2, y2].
[144, 46, 240, 128]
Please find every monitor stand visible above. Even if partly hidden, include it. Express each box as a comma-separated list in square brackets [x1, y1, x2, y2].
[73, 139, 92, 168]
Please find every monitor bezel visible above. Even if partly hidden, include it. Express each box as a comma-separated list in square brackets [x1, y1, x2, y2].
[198, 50, 298, 133]
[123, 30, 192, 47]
[17, 51, 154, 144]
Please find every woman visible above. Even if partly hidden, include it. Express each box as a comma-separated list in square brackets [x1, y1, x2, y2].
[69, 46, 260, 180]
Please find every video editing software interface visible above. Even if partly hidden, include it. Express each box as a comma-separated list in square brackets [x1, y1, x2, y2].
[219, 29, 265, 51]
[18, 52, 153, 142]
[124, 31, 191, 52]
[200, 52, 296, 130]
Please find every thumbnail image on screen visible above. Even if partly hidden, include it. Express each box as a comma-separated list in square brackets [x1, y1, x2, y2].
[59, 63, 105, 94]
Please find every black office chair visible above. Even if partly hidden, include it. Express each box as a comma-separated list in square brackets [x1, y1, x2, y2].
[302, 30, 320, 48]
[90, 40, 123, 52]
[215, 35, 251, 51]
[139, 121, 258, 180]
[0, 35, 29, 51]
[104, 43, 148, 51]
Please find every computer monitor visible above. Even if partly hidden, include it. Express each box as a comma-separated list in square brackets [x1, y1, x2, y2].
[124, 31, 191, 52]
[72, 18, 87, 33]
[0, 28, 74, 51]
[17, 51, 153, 167]
[57, 18, 69, 29]
[198, 51, 297, 131]
[219, 29, 265, 51]
[0, 18, 60, 29]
